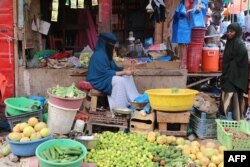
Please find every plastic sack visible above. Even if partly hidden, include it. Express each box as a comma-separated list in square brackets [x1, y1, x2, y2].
[144, 37, 153, 49]
[190, 0, 207, 28]
[245, 15, 250, 32]
[143, 103, 151, 114]
[220, 21, 231, 34]
[134, 93, 149, 103]
[79, 45, 93, 68]
[157, 56, 172, 62]
[190, 10, 206, 28]
[172, 1, 191, 44]
[237, 11, 245, 28]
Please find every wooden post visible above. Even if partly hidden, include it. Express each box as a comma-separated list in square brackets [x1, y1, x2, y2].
[163, 0, 179, 48]
[98, 0, 112, 33]
[13, 0, 19, 96]
[154, 22, 163, 44]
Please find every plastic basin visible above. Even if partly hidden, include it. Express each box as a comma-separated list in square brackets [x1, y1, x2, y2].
[47, 89, 86, 110]
[36, 139, 87, 167]
[6, 135, 52, 156]
[4, 97, 41, 116]
[146, 88, 198, 112]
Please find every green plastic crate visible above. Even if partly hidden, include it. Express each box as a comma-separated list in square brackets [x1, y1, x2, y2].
[216, 119, 250, 150]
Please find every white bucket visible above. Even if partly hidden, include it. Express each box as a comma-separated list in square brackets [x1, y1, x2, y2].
[47, 101, 77, 134]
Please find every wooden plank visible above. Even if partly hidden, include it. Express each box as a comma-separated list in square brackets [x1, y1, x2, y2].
[188, 73, 221, 77]
[180, 123, 188, 131]
[156, 111, 190, 123]
[135, 68, 186, 76]
[160, 130, 187, 137]
[186, 77, 214, 88]
[87, 122, 127, 130]
[90, 96, 98, 112]
[159, 123, 167, 131]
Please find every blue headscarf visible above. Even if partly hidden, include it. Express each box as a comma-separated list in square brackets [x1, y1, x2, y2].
[86, 32, 123, 95]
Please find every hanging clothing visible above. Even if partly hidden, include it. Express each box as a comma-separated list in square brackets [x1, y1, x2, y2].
[220, 92, 246, 120]
[74, 9, 98, 51]
[220, 23, 248, 120]
[150, 0, 166, 22]
[108, 76, 140, 111]
[86, 33, 123, 95]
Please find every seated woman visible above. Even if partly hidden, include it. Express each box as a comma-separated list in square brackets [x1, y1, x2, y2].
[86, 32, 140, 113]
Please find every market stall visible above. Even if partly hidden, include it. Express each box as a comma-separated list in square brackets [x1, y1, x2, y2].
[1, 0, 250, 166]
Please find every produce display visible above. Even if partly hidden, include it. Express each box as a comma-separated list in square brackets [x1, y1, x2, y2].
[85, 131, 194, 167]
[8, 117, 51, 142]
[39, 145, 83, 163]
[85, 131, 226, 167]
[151, 146, 191, 167]
[79, 52, 92, 68]
[224, 127, 250, 140]
[0, 144, 11, 158]
[49, 84, 85, 98]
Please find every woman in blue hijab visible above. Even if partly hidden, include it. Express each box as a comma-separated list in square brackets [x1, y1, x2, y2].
[87, 32, 140, 112]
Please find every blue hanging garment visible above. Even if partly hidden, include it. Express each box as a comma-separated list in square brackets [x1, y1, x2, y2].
[172, 0, 191, 44]
[190, 0, 207, 28]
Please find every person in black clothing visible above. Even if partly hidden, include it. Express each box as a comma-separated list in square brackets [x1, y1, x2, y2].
[220, 22, 248, 120]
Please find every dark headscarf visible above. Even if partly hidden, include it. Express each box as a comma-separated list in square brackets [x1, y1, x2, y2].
[221, 23, 248, 93]
[86, 32, 123, 95]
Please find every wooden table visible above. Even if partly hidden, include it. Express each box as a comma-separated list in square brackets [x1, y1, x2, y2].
[187, 72, 221, 88]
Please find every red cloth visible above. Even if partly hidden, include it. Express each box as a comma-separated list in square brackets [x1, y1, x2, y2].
[0, 73, 7, 100]
[49, 52, 70, 59]
[74, 9, 98, 51]
[78, 80, 93, 90]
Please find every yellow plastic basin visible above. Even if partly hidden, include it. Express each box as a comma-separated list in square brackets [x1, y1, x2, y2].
[145, 88, 198, 112]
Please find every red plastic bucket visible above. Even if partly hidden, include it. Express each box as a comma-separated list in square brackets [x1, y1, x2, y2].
[191, 28, 207, 43]
[202, 46, 219, 72]
[47, 89, 86, 110]
[187, 43, 203, 72]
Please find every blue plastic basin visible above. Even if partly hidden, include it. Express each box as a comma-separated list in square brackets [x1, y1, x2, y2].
[6, 135, 52, 156]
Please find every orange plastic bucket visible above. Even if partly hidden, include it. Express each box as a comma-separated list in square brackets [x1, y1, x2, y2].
[202, 46, 219, 72]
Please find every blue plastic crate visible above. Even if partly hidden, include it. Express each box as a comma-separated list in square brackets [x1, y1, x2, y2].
[190, 111, 217, 139]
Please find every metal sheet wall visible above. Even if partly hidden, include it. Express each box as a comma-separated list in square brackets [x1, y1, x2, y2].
[0, 0, 15, 102]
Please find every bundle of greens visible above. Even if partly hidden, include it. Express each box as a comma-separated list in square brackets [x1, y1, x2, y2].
[50, 84, 85, 98]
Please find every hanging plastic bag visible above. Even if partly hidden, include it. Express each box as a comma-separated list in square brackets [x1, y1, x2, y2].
[172, 0, 191, 44]
[190, 10, 206, 28]
[245, 0, 250, 32]
[190, 0, 206, 28]
[220, 21, 231, 34]
[237, 11, 245, 28]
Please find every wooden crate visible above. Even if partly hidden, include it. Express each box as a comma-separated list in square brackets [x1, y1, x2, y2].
[130, 111, 155, 134]
[156, 111, 190, 136]
[86, 111, 130, 135]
